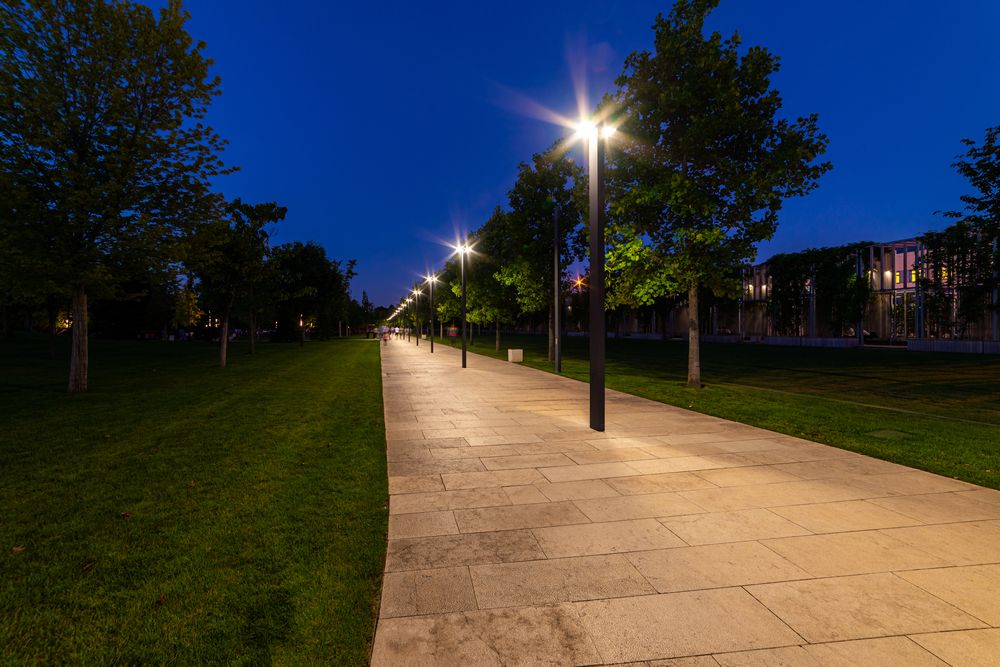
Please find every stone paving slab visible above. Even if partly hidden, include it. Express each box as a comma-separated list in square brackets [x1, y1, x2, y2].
[372, 339, 1000, 665]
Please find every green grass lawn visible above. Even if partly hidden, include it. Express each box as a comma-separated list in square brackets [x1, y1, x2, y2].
[0, 337, 387, 664]
[444, 332, 1000, 490]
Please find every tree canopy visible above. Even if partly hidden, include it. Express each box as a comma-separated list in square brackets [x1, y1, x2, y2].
[609, 0, 831, 386]
[0, 0, 230, 390]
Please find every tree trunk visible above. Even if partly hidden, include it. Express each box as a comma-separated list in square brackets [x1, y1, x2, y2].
[547, 304, 555, 361]
[687, 284, 701, 388]
[68, 285, 88, 392]
[220, 298, 233, 369]
[248, 285, 256, 354]
[47, 303, 57, 360]
[495, 319, 500, 351]
[249, 310, 256, 354]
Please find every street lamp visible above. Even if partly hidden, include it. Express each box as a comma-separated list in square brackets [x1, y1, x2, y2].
[425, 274, 438, 353]
[552, 202, 562, 373]
[406, 297, 412, 342]
[574, 118, 615, 432]
[412, 288, 422, 346]
[453, 242, 473, 369]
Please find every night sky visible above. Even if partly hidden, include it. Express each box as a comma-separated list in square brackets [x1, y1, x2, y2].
[168, 1, 999, 306]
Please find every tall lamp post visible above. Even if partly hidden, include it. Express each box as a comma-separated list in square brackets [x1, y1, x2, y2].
[425, 274, 437, 353]
[412, 288, 422, 346]
[576, 119, 614, 432]
[453, 243, 471, 369]
[553, 203, 562, 373]
[406, 297, 412, 342]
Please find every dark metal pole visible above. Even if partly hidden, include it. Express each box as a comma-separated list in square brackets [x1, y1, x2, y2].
[588, 127, 605, 432]
[554, 205, 561, 373]
[415, 293, 419, 346]
[856, 250, 864, 346]
[808, 273, 817, 338]
[993, 237, 998, 342]
[429, 279, 435, 353]
[916, 242, 923, 339]
[461, 250, 468, 368]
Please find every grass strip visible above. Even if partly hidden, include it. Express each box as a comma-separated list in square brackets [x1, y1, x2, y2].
[0, 338, 387, 664]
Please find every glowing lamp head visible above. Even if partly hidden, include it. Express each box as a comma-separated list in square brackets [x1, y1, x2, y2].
[574, 120, 597, 140]
[575, 118, 616, 141]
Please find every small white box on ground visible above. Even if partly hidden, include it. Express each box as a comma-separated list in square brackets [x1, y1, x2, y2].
[421, 334, 427, 339]
[507, 349, 523, 363]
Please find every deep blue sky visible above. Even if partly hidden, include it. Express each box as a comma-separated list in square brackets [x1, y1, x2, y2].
[170, 1, 999, 306]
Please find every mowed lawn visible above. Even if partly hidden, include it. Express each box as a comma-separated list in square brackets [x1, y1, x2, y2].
[0, 338, 387, 664]
[445, 333, 1000, 490]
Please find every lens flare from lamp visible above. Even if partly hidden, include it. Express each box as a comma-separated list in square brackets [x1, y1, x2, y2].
[574, 120, 597, 140]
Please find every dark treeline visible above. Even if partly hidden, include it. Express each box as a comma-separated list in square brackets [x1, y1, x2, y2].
[0, 0, 372, 389]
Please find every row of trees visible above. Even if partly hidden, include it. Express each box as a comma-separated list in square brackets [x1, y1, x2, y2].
[917, 124, 1000, 338]
[757, 124, 1000, 340]
[765, 243, 870, 338]
[190, 199, 357, 368]
[0, 0, 358, 390]
[395, 0, 831, 387]
[399, 2, 998, 376]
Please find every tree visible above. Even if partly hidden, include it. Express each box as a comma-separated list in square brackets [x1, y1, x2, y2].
[435, 258, 462, 340]
[270, 241, 354, 342]
[226, 199, 286, 353]
[947, 125, 1000, 231]
[0, 0, 230, 390]
[941, 125, 1000, 336]
[360, 291, 374, 325]
[498, 146, 584, 359]
[766, 243, 870, 337]
[469, 208, 521, 350]
[190, 198, 283, 368]
[610, 0, 830, 387]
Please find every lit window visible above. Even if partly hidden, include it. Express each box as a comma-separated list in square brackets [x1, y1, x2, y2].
[941, 267, 949, 281]
[894, 271, 900, 284]
[910, 270, 916, 282]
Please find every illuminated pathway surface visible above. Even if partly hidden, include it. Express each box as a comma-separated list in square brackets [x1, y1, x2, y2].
[371, 337, 1000, 666]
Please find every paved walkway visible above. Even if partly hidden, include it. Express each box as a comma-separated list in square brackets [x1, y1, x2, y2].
[371, 337, 1000, 666]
